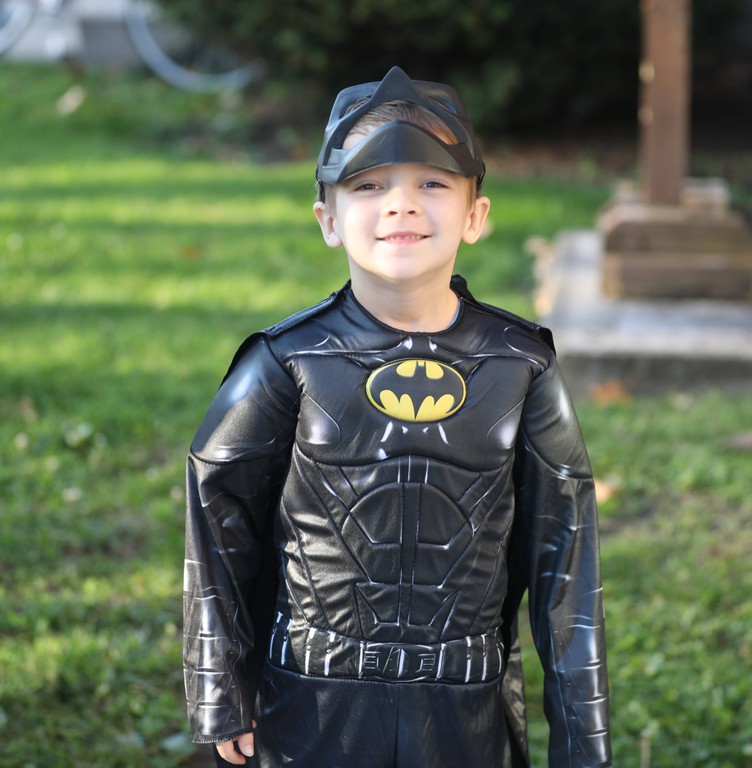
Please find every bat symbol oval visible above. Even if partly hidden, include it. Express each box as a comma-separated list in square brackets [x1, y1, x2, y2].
[365, 359, 467, 422]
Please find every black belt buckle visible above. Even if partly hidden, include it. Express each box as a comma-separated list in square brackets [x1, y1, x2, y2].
[360, 643, 438, 680]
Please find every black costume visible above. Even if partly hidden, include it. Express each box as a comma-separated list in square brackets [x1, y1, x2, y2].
[184, 277, 612, 767]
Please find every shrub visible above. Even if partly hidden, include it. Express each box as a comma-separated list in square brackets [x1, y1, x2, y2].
[154, 0, 746, 135]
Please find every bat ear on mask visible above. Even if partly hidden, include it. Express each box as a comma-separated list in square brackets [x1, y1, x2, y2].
[316, 66, 485, 186]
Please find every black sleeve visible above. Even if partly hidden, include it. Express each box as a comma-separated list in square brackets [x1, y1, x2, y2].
[513, 355, 612, 767]
[183, 338, 298, 743]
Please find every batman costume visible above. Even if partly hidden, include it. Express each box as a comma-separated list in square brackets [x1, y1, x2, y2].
[183, 276, 611, 767]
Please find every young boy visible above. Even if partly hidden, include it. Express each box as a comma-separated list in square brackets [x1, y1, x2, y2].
[184, 66, 612, 768]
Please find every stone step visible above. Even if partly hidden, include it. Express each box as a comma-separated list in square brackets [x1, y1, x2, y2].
[534, 229, 752, 397]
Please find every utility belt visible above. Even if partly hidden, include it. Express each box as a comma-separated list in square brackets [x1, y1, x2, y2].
[268, 614, 504, 683]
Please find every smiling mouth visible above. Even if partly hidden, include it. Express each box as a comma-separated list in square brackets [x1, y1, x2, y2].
[378, 233, 428, 242]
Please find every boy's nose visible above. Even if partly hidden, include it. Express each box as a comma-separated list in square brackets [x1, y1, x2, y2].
[384, 186, 419, 216]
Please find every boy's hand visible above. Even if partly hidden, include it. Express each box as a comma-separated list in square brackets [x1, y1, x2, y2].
[216, 727, 255, 765]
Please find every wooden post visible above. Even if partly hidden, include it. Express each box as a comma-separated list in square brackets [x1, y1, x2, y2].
[638, 0, 691, 205]
[599, 0, 752, 300]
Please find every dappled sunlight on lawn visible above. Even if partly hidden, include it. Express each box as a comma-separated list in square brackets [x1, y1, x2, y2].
[2, 63, 751, 768]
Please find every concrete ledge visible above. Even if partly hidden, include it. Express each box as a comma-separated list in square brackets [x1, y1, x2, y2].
[598, 179, 752, 300]
[535, 230, 752, 396]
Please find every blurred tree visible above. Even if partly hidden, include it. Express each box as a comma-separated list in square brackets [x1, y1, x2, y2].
[153, 0, 747, 136]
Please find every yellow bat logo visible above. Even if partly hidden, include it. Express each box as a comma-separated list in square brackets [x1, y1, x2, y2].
[365, 359, 466, 422]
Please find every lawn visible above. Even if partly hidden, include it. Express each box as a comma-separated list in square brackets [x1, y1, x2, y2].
[1, 64, 751, 767]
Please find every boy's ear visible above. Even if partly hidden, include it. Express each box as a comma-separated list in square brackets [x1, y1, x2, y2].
[462, 196, 491, 245]
[313, 201, 343, 248]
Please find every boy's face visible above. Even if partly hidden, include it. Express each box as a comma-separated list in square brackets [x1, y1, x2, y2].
[314, 161, 490, 290]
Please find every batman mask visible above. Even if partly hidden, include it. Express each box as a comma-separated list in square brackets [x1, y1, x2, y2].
[315, 66, 485, 186]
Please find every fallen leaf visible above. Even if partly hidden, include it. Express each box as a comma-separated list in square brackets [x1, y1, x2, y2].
[594, 478, 620, 504]
[590, 380, 632, 405]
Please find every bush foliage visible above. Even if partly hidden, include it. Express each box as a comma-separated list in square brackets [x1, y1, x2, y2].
[155, 0, 745, 134]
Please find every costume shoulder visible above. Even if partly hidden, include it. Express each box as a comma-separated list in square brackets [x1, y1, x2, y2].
[451, 274, 555, 355]
[220, 283, 349, 385]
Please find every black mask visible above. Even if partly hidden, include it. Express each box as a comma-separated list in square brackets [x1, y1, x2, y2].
[316, 67, 485, 186]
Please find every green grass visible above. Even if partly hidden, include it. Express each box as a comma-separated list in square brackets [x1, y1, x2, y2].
[1, 63, 751, 767]
[523, 394, 752, 767]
